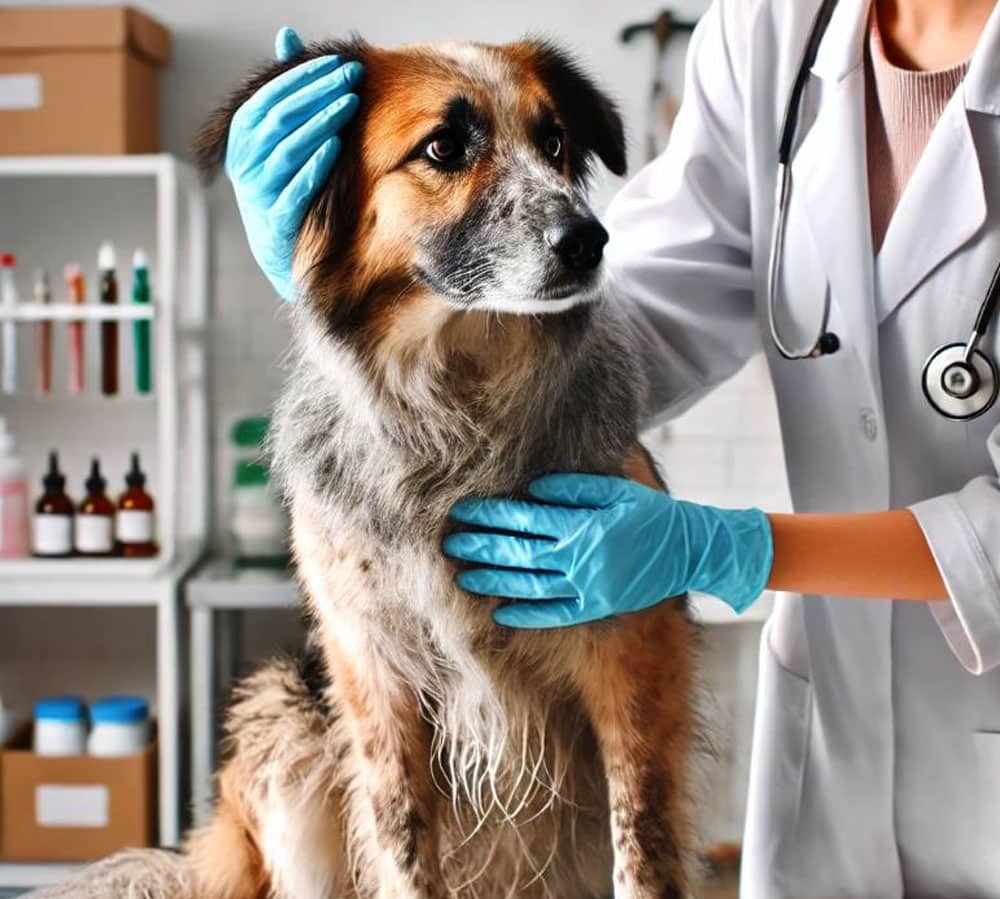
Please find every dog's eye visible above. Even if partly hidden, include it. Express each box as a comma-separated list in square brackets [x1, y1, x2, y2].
[426, 134, 463, 164]
[543, 134, 563, 159]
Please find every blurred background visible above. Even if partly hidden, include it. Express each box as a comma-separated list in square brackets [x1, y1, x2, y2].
[0, 0, 791, 893]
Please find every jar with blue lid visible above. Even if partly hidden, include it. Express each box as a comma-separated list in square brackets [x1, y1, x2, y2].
[34, 696, 87, 756]
[88, 696, 150, 757]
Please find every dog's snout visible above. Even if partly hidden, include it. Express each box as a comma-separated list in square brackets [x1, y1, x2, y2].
[545, 218, 609, 272]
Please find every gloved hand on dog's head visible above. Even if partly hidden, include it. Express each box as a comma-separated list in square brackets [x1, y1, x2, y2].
[225, 27, 363, 301]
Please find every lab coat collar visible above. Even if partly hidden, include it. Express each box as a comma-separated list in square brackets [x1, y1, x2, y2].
[810, 0, 869, 82]
[965, 2, 1000, 116]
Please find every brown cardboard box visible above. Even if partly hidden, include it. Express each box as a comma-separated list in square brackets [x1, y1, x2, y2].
[0, 6, 171, 155]
[0, 726, 156, 861]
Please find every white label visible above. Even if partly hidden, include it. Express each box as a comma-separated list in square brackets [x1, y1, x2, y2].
[0, 74, 43, 111]
[32, 514, 73, 555]
[75, 515, 113, 553]
[36, 784, 109, 828]
[116, 509, 154, 542]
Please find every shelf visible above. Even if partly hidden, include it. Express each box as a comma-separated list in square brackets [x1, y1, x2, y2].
[187, 560, 298, 610]
[0, 543, 203, 605]
[0, 153, 197, 183]
[0, 861, 81, 889]
[0, 303, 156, 322]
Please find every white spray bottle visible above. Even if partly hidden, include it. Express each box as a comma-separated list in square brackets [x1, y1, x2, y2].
[0, 417, 29, 558]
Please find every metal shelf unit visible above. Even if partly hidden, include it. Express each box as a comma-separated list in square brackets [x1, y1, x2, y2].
[0, 154, 211, 886]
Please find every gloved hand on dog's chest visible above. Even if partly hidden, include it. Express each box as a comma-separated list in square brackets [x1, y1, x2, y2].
[225, 27, 362, 301]
[444, 474, 774, 628]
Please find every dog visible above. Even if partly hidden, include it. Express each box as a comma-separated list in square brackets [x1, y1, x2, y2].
[37, 36, 699, 899]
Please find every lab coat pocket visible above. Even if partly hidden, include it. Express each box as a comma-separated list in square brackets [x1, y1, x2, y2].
[974, 732, 1000, 834]
[742, 618, 813, 892]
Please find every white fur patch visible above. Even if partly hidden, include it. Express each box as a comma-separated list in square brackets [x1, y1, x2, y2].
[471, 290, 600, 316]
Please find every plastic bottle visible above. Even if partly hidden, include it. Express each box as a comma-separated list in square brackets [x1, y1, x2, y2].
[88, 696, 150, 756]
[132, 249, 152, 394]
[116, 452, 157, 557]
[98, 242, 118, 396]
[33, 451, 74, 558]
[0, 417, 29, 558]
[34, 697, 87, 756]
[1, 253, 18, 396]
[76, 458, 115, 557]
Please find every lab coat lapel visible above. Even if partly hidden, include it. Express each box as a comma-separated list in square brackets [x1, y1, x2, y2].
[873, 5, 1000, 323]
[874, 99, 988, 325]
[794, 0, 880, 392]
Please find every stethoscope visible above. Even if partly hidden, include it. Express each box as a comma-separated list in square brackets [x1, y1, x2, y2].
[766, 0, 1000, 420]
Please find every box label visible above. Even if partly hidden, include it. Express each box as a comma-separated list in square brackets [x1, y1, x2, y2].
[36, 784, 110, 828]
[0, 74, 42, 111]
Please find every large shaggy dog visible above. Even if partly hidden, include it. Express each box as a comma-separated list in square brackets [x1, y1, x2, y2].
[37, 37, 699, 899]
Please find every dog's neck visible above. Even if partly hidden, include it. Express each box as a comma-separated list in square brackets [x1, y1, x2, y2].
[272, 297, 643, 544]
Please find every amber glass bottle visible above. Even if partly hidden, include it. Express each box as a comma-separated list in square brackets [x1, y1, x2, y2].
[116, 452, 158, 558]
[76, 458, 115, 557]
[33, 451, 74, 558]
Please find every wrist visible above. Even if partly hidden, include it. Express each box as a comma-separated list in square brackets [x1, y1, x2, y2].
[691, 505, 774, 613]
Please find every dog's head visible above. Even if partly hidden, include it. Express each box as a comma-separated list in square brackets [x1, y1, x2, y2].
[197, 37, 625, 335]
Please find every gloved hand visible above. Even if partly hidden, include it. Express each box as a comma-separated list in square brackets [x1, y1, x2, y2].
[443, 473, 773, 628]
[225, 26, 363, 300]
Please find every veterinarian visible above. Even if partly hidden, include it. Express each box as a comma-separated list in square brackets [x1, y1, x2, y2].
[223, 0, 1000, 895]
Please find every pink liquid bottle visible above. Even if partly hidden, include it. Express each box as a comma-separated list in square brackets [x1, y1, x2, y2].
[0, 417, 29, 558]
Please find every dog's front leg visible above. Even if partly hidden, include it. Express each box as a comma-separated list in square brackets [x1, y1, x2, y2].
[321, 629, 443, 899]
[577, 606, 696, 899]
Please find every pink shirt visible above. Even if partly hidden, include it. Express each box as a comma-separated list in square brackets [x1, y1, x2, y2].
[865, 13, 970, 251]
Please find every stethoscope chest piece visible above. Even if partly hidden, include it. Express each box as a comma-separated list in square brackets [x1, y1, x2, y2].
[922, 343, 999, 421]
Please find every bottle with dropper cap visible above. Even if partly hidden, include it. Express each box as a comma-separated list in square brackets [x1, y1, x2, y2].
[76, 458, 115, 557]
[33, 451, 74, 558]
[116, 452, 157, 557]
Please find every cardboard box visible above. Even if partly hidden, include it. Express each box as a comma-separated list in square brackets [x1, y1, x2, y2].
[0, 726, 156, 861]
[0, 6, 171, 155]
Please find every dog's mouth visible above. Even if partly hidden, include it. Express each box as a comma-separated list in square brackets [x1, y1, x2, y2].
[412, 264, 603, 317]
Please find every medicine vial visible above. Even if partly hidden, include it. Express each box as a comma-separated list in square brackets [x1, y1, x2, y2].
[116, 452, 157, 557]
[76, 458, 115, 556]
[32, 451, 74, 558]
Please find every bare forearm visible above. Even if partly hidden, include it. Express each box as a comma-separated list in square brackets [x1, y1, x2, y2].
[766, 510, 948, 601]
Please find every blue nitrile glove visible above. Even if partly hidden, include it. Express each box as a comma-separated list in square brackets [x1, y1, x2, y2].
[443, 474, 773, 629]
[225, 27, 363, 300]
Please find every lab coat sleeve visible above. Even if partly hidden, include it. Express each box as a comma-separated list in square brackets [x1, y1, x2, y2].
[604, 0, 759, 430]
[911, 423, 1000, 675]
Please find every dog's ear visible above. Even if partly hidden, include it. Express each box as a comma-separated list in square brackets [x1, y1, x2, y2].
[192, 37, 370, 182]
[525, 40, 627, 179]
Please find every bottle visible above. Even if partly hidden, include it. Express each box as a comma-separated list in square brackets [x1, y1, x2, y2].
[132, 249, 152, 394]
[1, 253, 18, 396]
[116, 452, 157, 557]
[64, 263, 86, 395]
[88, 696, 150, 756]
[33, 451, 74, 558]
[34, 268, 52, 396]
[76, 458, 115, 557]
[0, 417, 29, 558]
[33, 696, 87, 756]
[98, 242, 118, 396]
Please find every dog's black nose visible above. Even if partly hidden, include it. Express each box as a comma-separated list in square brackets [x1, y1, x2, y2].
[545, 218, 609, 272]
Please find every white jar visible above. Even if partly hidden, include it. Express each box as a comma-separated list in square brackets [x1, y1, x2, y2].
[34, 696, 87, 756]
[88, 696, 150, 757]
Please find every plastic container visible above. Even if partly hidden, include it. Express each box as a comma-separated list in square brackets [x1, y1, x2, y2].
[0, 417, 30, 558]
[88, 696, 150, 757]
[229, 417, 288, 567]
[33, 696, 87, 756]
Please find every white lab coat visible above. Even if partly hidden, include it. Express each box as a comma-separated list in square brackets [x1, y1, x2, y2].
[605, 0, 1000, 895]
